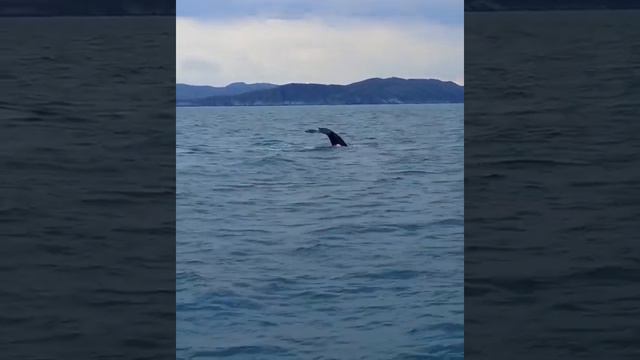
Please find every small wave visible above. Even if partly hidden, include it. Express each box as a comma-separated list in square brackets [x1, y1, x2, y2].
[251, 139, 286, 146]
[95, 288, 174, 296]
[9, 332, 83, 345]
[478, 173, 506, 179]
[339, 285, 380, 294]
[35, 243, 74, 255]
[0, 315, 30, 325]
[475, 277, 551, 295]
[478, 158, 591, 167]
[112, 226, 174, 235]
[392, 344, 464, 360]
[100, 189, 174, 199]
[568, 265, 640, 282]
[426, 322, 464, 333]
[429, 218, 464, 227]
[177, 270, 207, 283]
[292, 290, 340, 300]
[298, 146, 342, 152]
[293, 242, 344, 254]
[81, 197, 137, 205]
[346, 269, 425, 280]
[217, 228, 271, 235]
[121, 338, 164, 349]
[568, 180, 612, 188]
[388, 170, 431, 175]
[241, 155, 298, 167]
[308, 224, 398, 235]
[549, 302, 589, 312]
[190, 345, 289, 358]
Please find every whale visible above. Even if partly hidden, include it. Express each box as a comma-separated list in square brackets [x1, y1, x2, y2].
[305, 128, 348, 147]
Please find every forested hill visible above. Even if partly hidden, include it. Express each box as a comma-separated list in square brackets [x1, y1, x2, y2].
[183, 78, 463, 107]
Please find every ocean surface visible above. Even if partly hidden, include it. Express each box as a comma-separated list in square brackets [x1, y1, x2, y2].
[0, 17, 175, 359]
[177, 104, 464, 359]
[465, 10, 640, 359]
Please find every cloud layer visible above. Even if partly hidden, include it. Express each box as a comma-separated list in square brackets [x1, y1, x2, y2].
[178, 0, 463, 25]
[177, 17, 463, 86]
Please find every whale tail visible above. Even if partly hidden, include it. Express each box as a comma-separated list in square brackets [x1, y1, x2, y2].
[306, 127, 348, 147]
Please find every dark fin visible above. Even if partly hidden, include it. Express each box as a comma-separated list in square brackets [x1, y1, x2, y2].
[310, 127, 348, 146]
[327, 132, 348, 146]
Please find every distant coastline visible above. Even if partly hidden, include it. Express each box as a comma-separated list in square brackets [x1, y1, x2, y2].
[177, 77, 464, 107]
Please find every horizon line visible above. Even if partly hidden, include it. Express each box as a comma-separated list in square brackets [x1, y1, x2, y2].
[177, 77, 465, 88]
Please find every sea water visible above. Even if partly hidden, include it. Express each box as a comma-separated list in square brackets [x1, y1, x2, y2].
[177, 104, 464, 359]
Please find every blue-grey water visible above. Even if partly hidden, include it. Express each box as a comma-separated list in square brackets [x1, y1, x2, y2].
[0, 17, 175, 359]
[177, 104, 463, 359]
[465, 10, 640, 360]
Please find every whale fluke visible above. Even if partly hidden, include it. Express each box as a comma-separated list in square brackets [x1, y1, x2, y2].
[306, 128, 348, 147]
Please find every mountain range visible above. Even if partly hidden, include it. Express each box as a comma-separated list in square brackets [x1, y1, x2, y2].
[176, 82, 277, 103]
[177, 78, 463, 107]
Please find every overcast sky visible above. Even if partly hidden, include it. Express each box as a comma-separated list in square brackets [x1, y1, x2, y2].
[177, 0, 463, 86]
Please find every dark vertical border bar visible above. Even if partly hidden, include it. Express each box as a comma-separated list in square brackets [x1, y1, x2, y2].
[465, 1, 640, 359]
[0, 1, 176, 359]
